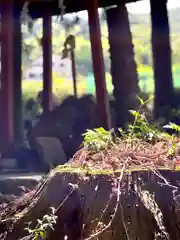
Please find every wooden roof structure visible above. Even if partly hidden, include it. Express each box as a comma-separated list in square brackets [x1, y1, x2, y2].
[27, 0, 140, 18]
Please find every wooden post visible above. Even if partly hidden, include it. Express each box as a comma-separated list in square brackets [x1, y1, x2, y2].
[150, 0, 173, 118]
[13, 4, 23, 144]
[0, 1, 14, 154]
[88, 0, 111, 129]
[42, 8, 52, 115]
[71, 50, 77, 98]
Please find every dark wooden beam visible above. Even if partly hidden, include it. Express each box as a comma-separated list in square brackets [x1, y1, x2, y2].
[88, 0, 112, 129]
[13, 3, 23, 144]
[42, 7, 52, 115]
[28, 0, 140, 19]
[0, 0, 14, 154]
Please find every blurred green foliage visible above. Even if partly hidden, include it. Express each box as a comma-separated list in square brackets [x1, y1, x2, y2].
[22, 8, 180, 100]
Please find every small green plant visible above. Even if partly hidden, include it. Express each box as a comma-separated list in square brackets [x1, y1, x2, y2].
[163, 122, 180, 136]
[130, 95, 153, 127]
[25, 207, 57, 240]
[82, 95, 180, 153]
[82, 127, 114, 151]
[128, 95, 158, 143]
[82, 96, 157, 150]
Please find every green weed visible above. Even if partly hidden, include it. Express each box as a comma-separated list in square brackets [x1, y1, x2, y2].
[82, 127, 116, 152]
[25, 207, 57, 240]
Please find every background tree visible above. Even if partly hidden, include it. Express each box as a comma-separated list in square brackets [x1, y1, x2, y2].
[106, 5, 139, 127]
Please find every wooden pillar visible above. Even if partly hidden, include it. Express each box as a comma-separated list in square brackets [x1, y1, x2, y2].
[13, 4, 23, 144]
[42, 8, 52, 115]
[0, 1, 14, 154]
[71, 50, 77, 98]
[106, 6, 139, 128]
[88, 0, 111, 129]
[150, 0, 173, 118]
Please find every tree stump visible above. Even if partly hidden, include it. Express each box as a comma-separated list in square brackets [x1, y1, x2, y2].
[0, 166, 180, 240]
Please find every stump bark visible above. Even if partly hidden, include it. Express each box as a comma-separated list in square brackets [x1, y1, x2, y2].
[0, 168, 180, 240]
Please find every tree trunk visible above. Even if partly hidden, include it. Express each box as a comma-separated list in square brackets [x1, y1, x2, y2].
[106, 5, 139, 128]
[0, 168, 180, 240]
[150, 0, 174, 119]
